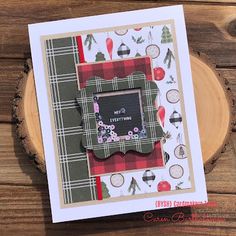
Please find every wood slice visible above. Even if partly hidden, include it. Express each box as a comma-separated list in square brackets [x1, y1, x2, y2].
[12, 53, 233, 174]
[13, 60, 46, 173]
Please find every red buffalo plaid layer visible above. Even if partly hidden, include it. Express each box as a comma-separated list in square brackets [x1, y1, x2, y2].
[76, 56, 164, 176]
[88, 142, 164, 176]
[77, 56, 153, 89]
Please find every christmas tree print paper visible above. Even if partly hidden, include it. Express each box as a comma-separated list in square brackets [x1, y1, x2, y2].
[29, 5, 207, 222]
[161, 26, 173, 43]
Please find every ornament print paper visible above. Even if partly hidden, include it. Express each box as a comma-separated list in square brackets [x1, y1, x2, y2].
[29, 5, 207, 222]
[78, 23, 191, 198]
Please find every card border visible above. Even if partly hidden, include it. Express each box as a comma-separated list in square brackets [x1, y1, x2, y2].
[41, 19, 195, 207]
[29, 5, 207, 223]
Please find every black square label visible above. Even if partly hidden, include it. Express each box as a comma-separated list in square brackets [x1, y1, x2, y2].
[93, 89, 146, 143]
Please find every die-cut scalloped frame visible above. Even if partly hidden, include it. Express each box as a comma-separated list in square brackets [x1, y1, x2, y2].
[76, 71, 164, 159]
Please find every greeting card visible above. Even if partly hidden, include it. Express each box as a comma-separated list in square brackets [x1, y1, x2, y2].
[29, 5, 207, 223]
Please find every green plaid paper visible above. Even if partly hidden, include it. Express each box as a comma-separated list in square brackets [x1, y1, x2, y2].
[45, 37, 97, 204]
[77, 72, 164, 159]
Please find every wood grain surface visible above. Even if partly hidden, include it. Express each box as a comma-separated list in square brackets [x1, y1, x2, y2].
[0, 1, 236, 235]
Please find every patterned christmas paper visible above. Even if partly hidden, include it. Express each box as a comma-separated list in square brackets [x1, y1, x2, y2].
[80, 24, 191, 199]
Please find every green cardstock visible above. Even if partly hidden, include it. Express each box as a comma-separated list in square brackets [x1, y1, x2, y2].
[76, 71, 164, 159]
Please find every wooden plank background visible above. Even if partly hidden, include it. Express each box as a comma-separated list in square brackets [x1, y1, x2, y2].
[0, 1, 236, 235]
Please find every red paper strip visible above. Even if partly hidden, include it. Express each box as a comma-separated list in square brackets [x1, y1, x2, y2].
[76, 36, 85, 63]
[95, 176, 103, 200]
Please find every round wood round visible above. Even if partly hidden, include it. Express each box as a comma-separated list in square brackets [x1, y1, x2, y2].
[13, 53, 232, 174]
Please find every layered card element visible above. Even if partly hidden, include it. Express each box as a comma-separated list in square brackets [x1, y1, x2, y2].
[87, 142, 163, 176]
[76, 56, 153, 89]
[77, 72, 163, 159]
[77, 57, 165, 176]
[94, 88, 146, 143]
[29, 5, 207, 223]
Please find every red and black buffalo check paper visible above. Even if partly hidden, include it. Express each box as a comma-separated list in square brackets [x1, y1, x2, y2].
[77, 56, 153, 89]
[88, 142, 164, 176]
[76, 56, 164, 176]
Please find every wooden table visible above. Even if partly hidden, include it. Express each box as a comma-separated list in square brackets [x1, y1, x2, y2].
[1, 1, 236, 235]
